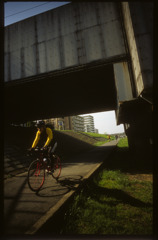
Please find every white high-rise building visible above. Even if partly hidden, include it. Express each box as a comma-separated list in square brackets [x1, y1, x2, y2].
[71, 114, 95, 133]
[83, 115, 95, 133]
[72, 115, 85, 132]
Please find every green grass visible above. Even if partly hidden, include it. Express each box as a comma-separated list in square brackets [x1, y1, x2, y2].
[93, 135, 123, 146]
[58, 130, 115, 146]
[93, 141, 108, 146]
[60, 138, 153, 235]
[59, 129, 115, 140]
[117, 137, 129, 148]
[78, 131, 116, 146]
[80, 132, 108, 138]
[62, 171, 152, 235]
[81, 132, 115, 140]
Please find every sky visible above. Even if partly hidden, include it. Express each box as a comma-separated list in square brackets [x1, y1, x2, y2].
[4, 2, 70, 26]
[81, 111, 124, 134]
[4, 1, 125, 134]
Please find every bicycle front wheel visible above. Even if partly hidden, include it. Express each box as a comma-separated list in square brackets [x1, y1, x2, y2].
[28, 160, 45, 192]
[52, 155, 61, 180]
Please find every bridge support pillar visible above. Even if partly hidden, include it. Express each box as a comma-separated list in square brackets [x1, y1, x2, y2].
[116, 98, 153, 162]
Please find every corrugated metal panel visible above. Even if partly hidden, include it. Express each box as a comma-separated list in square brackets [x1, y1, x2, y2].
[5, 2, 126, 82]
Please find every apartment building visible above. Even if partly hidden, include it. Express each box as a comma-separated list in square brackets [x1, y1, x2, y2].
[95, 128, 99, 133]
[83, 115, 95, 133]
[72, 115, 95, 133]
[72, 115, 85, 132]
[44, 118, 62, 129]
[64, 116, 73, 130]
[44, 117, 73, 130]
[44, 115, 95, 133]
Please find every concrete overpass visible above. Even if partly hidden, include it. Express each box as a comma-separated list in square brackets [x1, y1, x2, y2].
[4, 2, 153, 152]
[5, 63, 118, 122]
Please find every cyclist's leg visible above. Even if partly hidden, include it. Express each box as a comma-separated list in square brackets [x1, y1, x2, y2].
[47, 145, 54, 165]
[46, 146, 53, 173]
[51, 154, 61, 179]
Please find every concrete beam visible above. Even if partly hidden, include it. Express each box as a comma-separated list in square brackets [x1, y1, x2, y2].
[5, 63, 117, 123]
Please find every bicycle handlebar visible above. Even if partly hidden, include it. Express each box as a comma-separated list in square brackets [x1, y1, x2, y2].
[27, 148, 45, 157]
[27, 143, 57, 156]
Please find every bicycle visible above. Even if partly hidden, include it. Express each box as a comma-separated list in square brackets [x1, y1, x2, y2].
[27, 143, 61, 192]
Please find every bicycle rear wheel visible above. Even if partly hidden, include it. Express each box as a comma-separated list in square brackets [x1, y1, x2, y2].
[52, 155, 61, 179]
[28, 160, 45, 192]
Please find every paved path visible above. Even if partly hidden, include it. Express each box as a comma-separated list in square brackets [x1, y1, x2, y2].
[4, 145, 31, 178]
[4, 141, 118, 235]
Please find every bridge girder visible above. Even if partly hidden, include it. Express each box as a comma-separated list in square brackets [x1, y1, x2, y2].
[5, 63, 117, 124]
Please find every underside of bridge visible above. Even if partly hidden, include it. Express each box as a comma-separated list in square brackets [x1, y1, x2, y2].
[5, 63, 117, 124]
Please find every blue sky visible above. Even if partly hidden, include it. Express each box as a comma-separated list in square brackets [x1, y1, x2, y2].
[4, 2, 124, 134]
[4, 2, 70, 26]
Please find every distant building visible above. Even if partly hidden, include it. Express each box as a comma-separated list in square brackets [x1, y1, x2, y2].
[64, 116, 73, 130]
[44, 118, 55, 127]
[44, 118, 64, 130]
[44, 115, 96, 133]
[110, 132, 126, 138]
[72, 115, 85, 132]
[83, 115, 95, 133]
[95, 128, 99, 133]
[44, 117, 73, 130]
[72, 115, 95, 133]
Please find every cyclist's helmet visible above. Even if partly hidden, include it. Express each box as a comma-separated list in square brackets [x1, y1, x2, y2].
[35, 120, 45, 128]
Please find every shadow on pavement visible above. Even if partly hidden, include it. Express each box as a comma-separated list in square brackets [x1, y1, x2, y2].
[62, 145, 115, 164]
[35, 185, 70, 198]
[4, 175, 28, 232]
[57, 175, 83, 190]
[35, 175, 83, 198]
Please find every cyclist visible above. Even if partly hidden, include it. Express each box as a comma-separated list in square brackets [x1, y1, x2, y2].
[30, 120, 53, 151]
[29, 120, 54, 172]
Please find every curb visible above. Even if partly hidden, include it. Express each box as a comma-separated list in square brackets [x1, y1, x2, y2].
[25, 161, 103, 235]
[25, 142, 117, 235]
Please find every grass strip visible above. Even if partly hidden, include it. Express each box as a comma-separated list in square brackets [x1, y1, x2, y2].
[60, 138, 153, 235]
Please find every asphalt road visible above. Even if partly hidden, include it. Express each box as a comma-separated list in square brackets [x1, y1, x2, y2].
[4, 140, 118, 236]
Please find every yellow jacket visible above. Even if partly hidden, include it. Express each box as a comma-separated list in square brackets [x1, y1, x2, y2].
[32, 127, 53, 148]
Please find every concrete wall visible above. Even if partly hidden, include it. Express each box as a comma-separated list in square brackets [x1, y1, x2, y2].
[113, 62, 133, 102]
[121, 2, 153, 96]
[5, 2, 126, 82]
